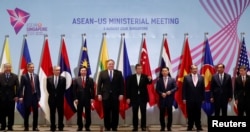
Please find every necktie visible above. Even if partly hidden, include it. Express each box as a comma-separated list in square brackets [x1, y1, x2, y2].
[54, 76, 58, 88]
[220, 74, 223, 85]
[164, 77, 168, 89]
[6, 74, 9, 79]
[109, 70, 113, 81]
[30, 74, 35, 93]
[243, 76, 246, 87]
[82, 77, 86, 88]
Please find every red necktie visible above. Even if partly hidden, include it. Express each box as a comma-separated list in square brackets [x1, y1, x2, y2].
[82, 77, 85, 88]
[30, 74, 35, 93]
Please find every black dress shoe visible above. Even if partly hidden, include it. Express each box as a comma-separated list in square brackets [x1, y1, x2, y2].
[85, 128, 91, 131]
[105, 128, 110, 131]
[77, 127, 83, 131]
[0, 128, 5, 130]
[132, 128, 138, 131]
[160, 128, 165, 131]
[24, 128, 29, 131]
[33, 128, 39, 131]
[59, 128, 64, 131]
[112, 128, 117, 131]
[197, 128, 203, 131]
[187, 128, 192, 131]
[141, 127, 146, 131]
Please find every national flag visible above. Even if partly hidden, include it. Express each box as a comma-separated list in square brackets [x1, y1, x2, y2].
[93, 34, 109, 119]
[38, 37, 53, 122]
[17, 37, 32, 118]
[78, 37, 91, 76]
[234, 36, 250, 115]
[139, 37, 158, 106]
[200, 36, 216, 116]
[174, 36, 193, 118]
[0, 36, 12, 71]
[59, 37, 76, 120]
[160, 35, 173, 76]
[117, 35, 132, 119]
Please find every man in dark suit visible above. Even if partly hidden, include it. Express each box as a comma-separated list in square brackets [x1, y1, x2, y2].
[47, 66, 66, 131]
[182, 64, 205, 131]
[0, 63, 19, 131]
[210, 63, 232, 116]
[126, 64, 152, 131]
[156, 66, 177, 131]
[73, 66, 94, 131]
[97, 59, 124, 131]
[19, 62, 41, 131]
[234, 65, 250, 116]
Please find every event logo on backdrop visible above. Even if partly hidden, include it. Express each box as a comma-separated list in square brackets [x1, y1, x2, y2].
[7, 8, 30, 34]
[26, 23, 48, 35]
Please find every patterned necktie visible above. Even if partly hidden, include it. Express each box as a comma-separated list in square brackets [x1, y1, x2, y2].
[30, 74, 35, 93]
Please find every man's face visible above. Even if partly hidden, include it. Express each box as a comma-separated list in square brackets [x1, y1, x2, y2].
[191, 65, 198, 74]
[135, 66, 143, 74]
[161, 68, 169, 77]
[4, 64, 11, 73]
[217, 64, 224, 73]
[53, 67, 61, 76]
[239, 68, 247, 76]
[27, 64, 35, 73]
[80, 68, 87, 76]
[107, 60, 114, 70]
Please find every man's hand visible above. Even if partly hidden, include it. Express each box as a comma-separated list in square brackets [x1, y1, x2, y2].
[74, 99, 78, 105]
[126, 99, 130, 104]
[19, 98, 23, 103]
[98, 95, 102, 101]
[119, 95, 124, 101]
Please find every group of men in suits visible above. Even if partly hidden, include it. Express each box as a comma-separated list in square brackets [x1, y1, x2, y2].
[0, 61, 249, 132]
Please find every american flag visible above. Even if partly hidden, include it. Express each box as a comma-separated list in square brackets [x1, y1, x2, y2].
[237, 37, 250, 74]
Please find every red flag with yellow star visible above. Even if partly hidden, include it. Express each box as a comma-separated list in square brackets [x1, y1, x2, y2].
[174, 37, 193, 118]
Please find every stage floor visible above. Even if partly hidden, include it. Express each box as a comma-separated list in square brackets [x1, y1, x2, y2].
[9, 125, 208, 131]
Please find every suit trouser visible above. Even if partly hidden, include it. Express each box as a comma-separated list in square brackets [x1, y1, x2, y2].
[214, 96, 228, 116]
[237, 96, 250, 116]
[103, 95, 119, 130]
[186, 101, 202, 129]
[24, 94, 38, 129]
[0, 100, 15, 129]
[132, 96, 147, 129]
[159, 105, 172, 129]
[77, 100, 91, 129]
[49, 97, 64, 130]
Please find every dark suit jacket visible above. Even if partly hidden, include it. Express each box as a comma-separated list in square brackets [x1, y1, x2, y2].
[126, 74, 152, 104]
[47, 76, 66, 104]
[156, 77, 177, 107]
[210, 73, 233, 100]
[234, 75, 250, 102]
[19, 73, 41, 106]
[97, 70, 124, 100]
[0, 72, 19, 102]
[73, 76, 95, 102]
[182, 74, 205, 103]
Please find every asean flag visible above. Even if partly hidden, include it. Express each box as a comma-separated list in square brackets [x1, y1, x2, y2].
[59, 38, 76, 120]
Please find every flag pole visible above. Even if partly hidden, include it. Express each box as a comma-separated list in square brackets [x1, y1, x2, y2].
[119, 33, 129, 128]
